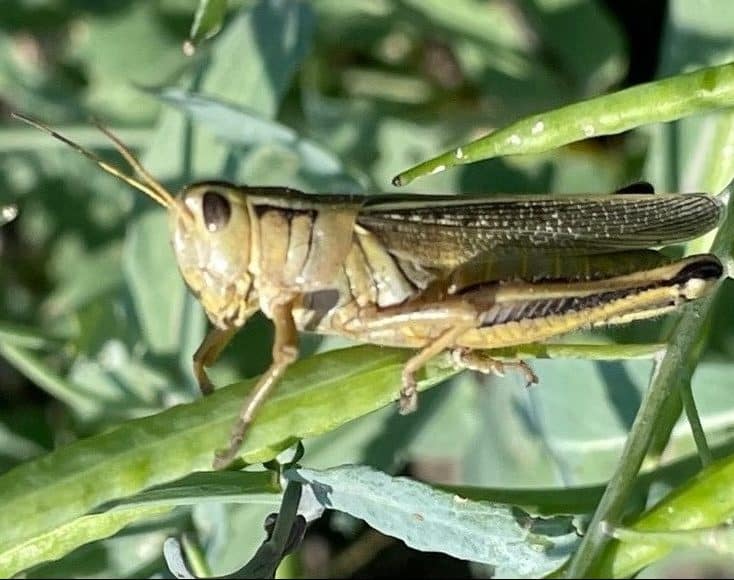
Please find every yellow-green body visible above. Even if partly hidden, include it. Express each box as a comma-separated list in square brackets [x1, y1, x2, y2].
[171, 183, 723, 354]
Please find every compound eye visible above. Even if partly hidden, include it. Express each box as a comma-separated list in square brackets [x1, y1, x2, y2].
[202, 191, 231, 232]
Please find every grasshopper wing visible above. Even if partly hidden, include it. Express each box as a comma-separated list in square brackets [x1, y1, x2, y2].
[357, 193, 723, 269]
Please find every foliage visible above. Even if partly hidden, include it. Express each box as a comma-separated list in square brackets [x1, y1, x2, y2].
[2, 0, 734, 577]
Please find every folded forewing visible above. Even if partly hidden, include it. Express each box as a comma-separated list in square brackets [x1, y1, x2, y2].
[357, 193, 723, 268]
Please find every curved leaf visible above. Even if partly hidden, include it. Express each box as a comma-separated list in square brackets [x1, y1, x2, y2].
[187, 0, 229, 52]
[1, 471, 280, 578]
[152, 88, 362, 190]
[0, 506, 171, 579]
[393, 62, 734, 185]
[0, 345, 457, 576]
[288, 465, 579, 578]
[574, 451, 734, 578]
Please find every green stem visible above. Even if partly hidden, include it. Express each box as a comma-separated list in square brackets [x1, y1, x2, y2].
[565, 351, 676, 577]
[643, 111, 734, 469]
[181, 532, 212, 578]
[645, 389, 683, 469]
[680, 383, 713, 467]
[565, 187, 734, 577]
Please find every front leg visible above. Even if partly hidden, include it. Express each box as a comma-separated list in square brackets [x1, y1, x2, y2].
[213, 300, 298, 469]
[193, 326, 238, 395]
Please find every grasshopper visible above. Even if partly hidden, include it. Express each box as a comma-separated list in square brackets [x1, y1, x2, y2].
[13, 113, 726, 469]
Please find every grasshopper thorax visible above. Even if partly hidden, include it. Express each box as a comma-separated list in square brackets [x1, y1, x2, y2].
[172, 181, 258, 329]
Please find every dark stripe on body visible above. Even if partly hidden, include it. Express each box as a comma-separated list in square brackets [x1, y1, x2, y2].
[475, 256, 722, 327]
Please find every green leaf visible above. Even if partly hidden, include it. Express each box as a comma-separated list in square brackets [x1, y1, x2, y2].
[187, 0, 229, 51]
[611, 524, 734, 555]
[104, 470, 281, 510]
[72, 2, 185, 122]
[122, 210, 186, 355]
[151, 88, 363, 191]
[287, 465, 579, 578]
[398, 0, 530, 52]
[1, 506, 171, 579]
[523, 0, 626, 95]
[199, 0, 315, 117]
[0, 321, 66, 350]
[42, 242, 124, 319]
[393, 62, 734, 186]
[0, 345, 457, 576]
[0, 416, 47, 466]
[595, 452, 734, 577]
[3, 339, 655, 574]
[636, 551, 734, 579]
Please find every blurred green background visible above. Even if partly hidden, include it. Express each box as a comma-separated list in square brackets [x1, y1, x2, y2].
[2, 0, 734, 577]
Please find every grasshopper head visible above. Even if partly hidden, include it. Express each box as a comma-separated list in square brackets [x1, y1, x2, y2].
[10, 114, 258, 329]
[172, 182, 257, 328]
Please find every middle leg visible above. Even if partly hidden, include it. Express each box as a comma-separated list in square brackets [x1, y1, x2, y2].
[213, 300, 298, 469]
[450, 348, 538, 387]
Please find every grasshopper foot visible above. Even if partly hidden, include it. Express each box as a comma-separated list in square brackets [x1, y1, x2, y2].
[451, 348, 539, 388]
[515, 360, 539, 388]
[194, 326, 237, 396]
[212, 418, 247, 470]
[196, 369, 215, 396]
[399, 371, 419, 415]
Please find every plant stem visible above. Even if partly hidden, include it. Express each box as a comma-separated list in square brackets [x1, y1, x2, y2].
[564, 350, 676, 577]
[680, 382, 713, 467]
[181, 532, 212, 578]
[565, 185, 734, 577]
